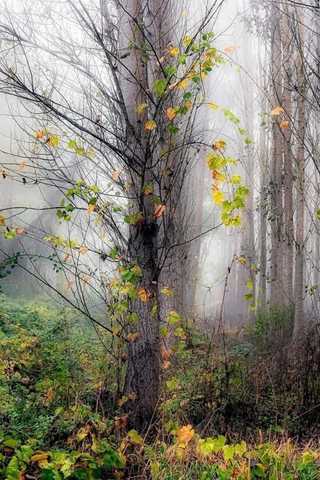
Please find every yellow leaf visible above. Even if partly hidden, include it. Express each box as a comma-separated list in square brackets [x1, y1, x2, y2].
[143, 183, 154, 195]
[144, 119, 157, 131]
[169, 46, 179, 57]
[128, 429, 144, 445]
[31, 452, 49, 463]
[237, 256, 247, 265]
[47, 135, 60, 147]
[136, 103, 148, 115]
[212, 170, 226, 182]
[161, 287, 174, 297]
[166, 107, 177, 121]
[230, 175, 241, 184]
[212, 139, 226, 151]
[212, 190, 225, 205]
[87, 204, 96, 214]
[176, 425, 195, 445]
[183, 35, 192, 47]
[76, 426, 90, 441]
[176, 78, 190, 90]
[271, 106, 284, 116]
[185, 100, 192, 110]
[208, 102, 219, 111]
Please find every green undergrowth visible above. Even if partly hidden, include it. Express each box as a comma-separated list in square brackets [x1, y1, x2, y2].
[0, 295, 320, 479]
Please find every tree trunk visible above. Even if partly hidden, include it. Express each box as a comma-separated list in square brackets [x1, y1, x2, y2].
[281, 7, 294, 307]
[270, 5, 284, 307]
[116, 0, 161, 428]
[293, 17, 306, 338]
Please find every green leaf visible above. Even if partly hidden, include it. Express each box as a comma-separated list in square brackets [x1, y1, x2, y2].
[246, 279, 254, 290]
[5, 456, 20, 480]
[128, 430, 143, 445]
[4, 230, 17, 240]
[153, 79, 167, 97]
[167, 310, 181, 325]
[223, 445, 235, 461]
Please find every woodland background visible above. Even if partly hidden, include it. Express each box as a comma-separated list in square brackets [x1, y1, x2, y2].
[0, 0, 320, 478]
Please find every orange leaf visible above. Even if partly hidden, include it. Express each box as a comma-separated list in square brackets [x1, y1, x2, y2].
[280, 120, 289, 129]
[176, 425, 195, 445]
[15, 228, 25, 235]
[138, 287, 150, 303]
[154, 204, 166, 218]
[35, 130, 45, 140]
[161, 346, 172, 361]
[79, 245, 89, 254]
[271, 106, 284, 116]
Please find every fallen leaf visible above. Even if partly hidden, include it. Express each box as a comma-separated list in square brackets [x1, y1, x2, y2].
[115, 415, 128, 430]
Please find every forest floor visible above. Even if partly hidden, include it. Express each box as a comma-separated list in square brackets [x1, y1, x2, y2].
[0, 295, 320, 479]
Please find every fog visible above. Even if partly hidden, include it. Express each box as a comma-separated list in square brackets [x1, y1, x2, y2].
[0, 0, 318, 330]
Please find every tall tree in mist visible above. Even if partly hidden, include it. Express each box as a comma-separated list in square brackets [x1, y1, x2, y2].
[0, 0, 225, 427]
